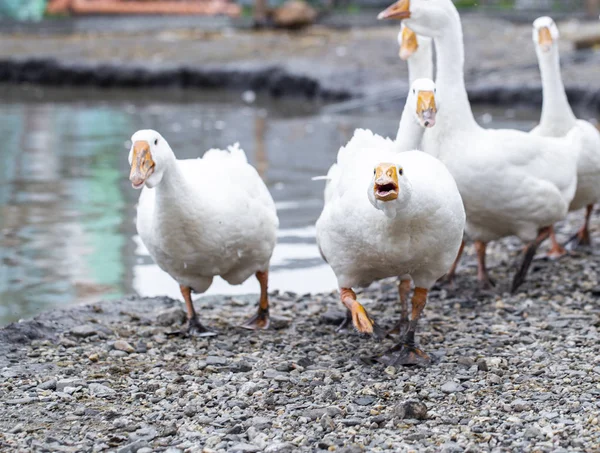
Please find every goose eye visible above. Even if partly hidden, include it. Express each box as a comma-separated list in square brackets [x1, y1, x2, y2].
[413, 89, 416, 94]
[154, 139, 159, 145]
[373, 169, 376, 175]
[398, 168, 403, 175]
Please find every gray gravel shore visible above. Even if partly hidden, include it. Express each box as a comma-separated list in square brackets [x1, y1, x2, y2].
[1, 210, 599, 452]
[0, 15, 600, 110]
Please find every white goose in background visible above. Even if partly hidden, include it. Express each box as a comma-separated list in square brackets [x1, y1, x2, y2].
[128, 129, 278, 335]
[379, 0, 582, 293]
[398, 23, 433, 85]
[531, 16, 600, 255]
[316, 80, 465, 365]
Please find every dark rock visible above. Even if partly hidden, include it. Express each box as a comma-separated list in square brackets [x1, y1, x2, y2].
[394, 400, 428, 420]
[156, 307, 186, 327]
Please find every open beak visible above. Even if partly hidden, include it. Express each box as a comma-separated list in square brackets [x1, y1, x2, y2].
[399, 26, 418, 60]
[374, 163, 399, 201]
[129, 140, 155, 189]
[538, 27, 553, 52]
[378, 0, 410, 20]
[417, 90, 436, 128]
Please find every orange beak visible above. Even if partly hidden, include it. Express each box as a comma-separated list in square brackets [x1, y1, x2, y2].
[374, 163, 399, 201]
[400, 26, 418, 60]
[538, 27, 553, 52]
[378, 0, 411, 20]
[417, 91, 436, 128]
[129, 140, 155, 189]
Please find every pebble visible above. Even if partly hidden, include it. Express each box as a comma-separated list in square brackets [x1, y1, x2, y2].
[114, 340, 135, 353]
[441, 381, 464, 393]
[394, 400, 428, 420]
[88, 383, 116, 397]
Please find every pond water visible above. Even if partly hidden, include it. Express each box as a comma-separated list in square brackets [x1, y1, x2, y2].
[0, 86, 546, 325]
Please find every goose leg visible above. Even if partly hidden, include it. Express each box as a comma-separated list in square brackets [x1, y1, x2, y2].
[547, 226, 567, 259]
[335, 309, 353, 333]
[380, 287, 431, 366]
[241, 271, 271, 330]
[474, 241, 495, 289]
[511, 227, 550, 294]
[566, 204, 593, 249]
[181, 285, 216, 337]
[389, 278, 411, 335]
[340, 288, 385, 339]
[440, 239, 465, 286]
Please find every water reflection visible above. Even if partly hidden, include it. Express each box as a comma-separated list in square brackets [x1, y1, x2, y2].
[0, 86, 543, 325]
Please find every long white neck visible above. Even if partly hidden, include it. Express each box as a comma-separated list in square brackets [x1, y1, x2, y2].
[154, 156, 188, 214]
[431, 9, 478, 133]
[537, 46, 577, 131]
[395, 100, 424, 151]
[408, 41, 433, 85]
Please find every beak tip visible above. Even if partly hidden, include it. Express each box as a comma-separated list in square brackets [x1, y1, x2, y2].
[377, 11, 386, 20]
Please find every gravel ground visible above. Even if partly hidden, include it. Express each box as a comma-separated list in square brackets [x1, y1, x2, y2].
[0, 209, 599, 452]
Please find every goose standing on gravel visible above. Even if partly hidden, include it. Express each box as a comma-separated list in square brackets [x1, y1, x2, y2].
[531, 16, 600, 255]
[398, 23, 433, 85]
[316, 80, 465, 365]
[128, 129, 278, 335]
[379, 0, 583, 293]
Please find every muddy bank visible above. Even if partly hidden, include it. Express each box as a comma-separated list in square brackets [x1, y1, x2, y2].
[0, 16, 599, 109]
[1, 210, 599, 452]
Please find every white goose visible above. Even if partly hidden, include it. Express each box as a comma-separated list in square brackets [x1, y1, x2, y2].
[128, 130, 279, 335]
[316, 80, 465, 365]
[379, 0, 582, 293]
[531, 16, 600, 254]
[398, 23, 433, 85]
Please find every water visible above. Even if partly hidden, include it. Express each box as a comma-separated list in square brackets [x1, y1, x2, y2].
[0, 85, 543, 325]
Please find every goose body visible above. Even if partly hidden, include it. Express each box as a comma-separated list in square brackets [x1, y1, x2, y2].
[129, 130, 278, 333]
[316, 79, 464, 365]
[379, 0, 582, 291]
[317, 131, 464, 290]
[530, 16, 600, 248]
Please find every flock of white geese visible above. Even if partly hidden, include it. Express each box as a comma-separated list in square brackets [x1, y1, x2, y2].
[126, 0, 600, 366]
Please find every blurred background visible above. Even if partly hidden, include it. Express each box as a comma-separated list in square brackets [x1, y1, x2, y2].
[0, 0, 599, 325]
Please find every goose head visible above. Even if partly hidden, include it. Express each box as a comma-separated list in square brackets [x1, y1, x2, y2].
[378, 0, 454, 37]
[532, 16, 559, 54]
[128, 129, 172, 189]
[407, 78, 437, 128]
[368, 162, 413, 219]
[397, 24, 432, 61]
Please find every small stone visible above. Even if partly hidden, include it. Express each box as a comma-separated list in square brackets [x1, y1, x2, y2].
[10, 423, 24, 433]
[56, 378, 86, 392]
[70, 325, 101, 338]
[457, 357, 475, 367]
[477, 359, 489, 372]
[264, 442, 294, 453]
[114, 340, 135, 353]
[524, 426, 542, 439]
[441, 441, 464, 453]
[156, 307, 186, 327]
[441, 381, 464, 393]
[354, 396, 376, 406]
[88, 353, 99, 362]
[511, 399, 531, 412]
[89, 383, 116, 397]
[116, 439, 149, 453]
[230, 443, 261, 453]
[206, 356, 229, 366]
[37, 379, 57, 391]
[137, 449, 153, 453]
[394, 400, 428, 420]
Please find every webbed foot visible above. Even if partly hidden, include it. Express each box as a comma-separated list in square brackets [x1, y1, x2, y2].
[240, 307, 270, 330]
[378, 342, 431, 367]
